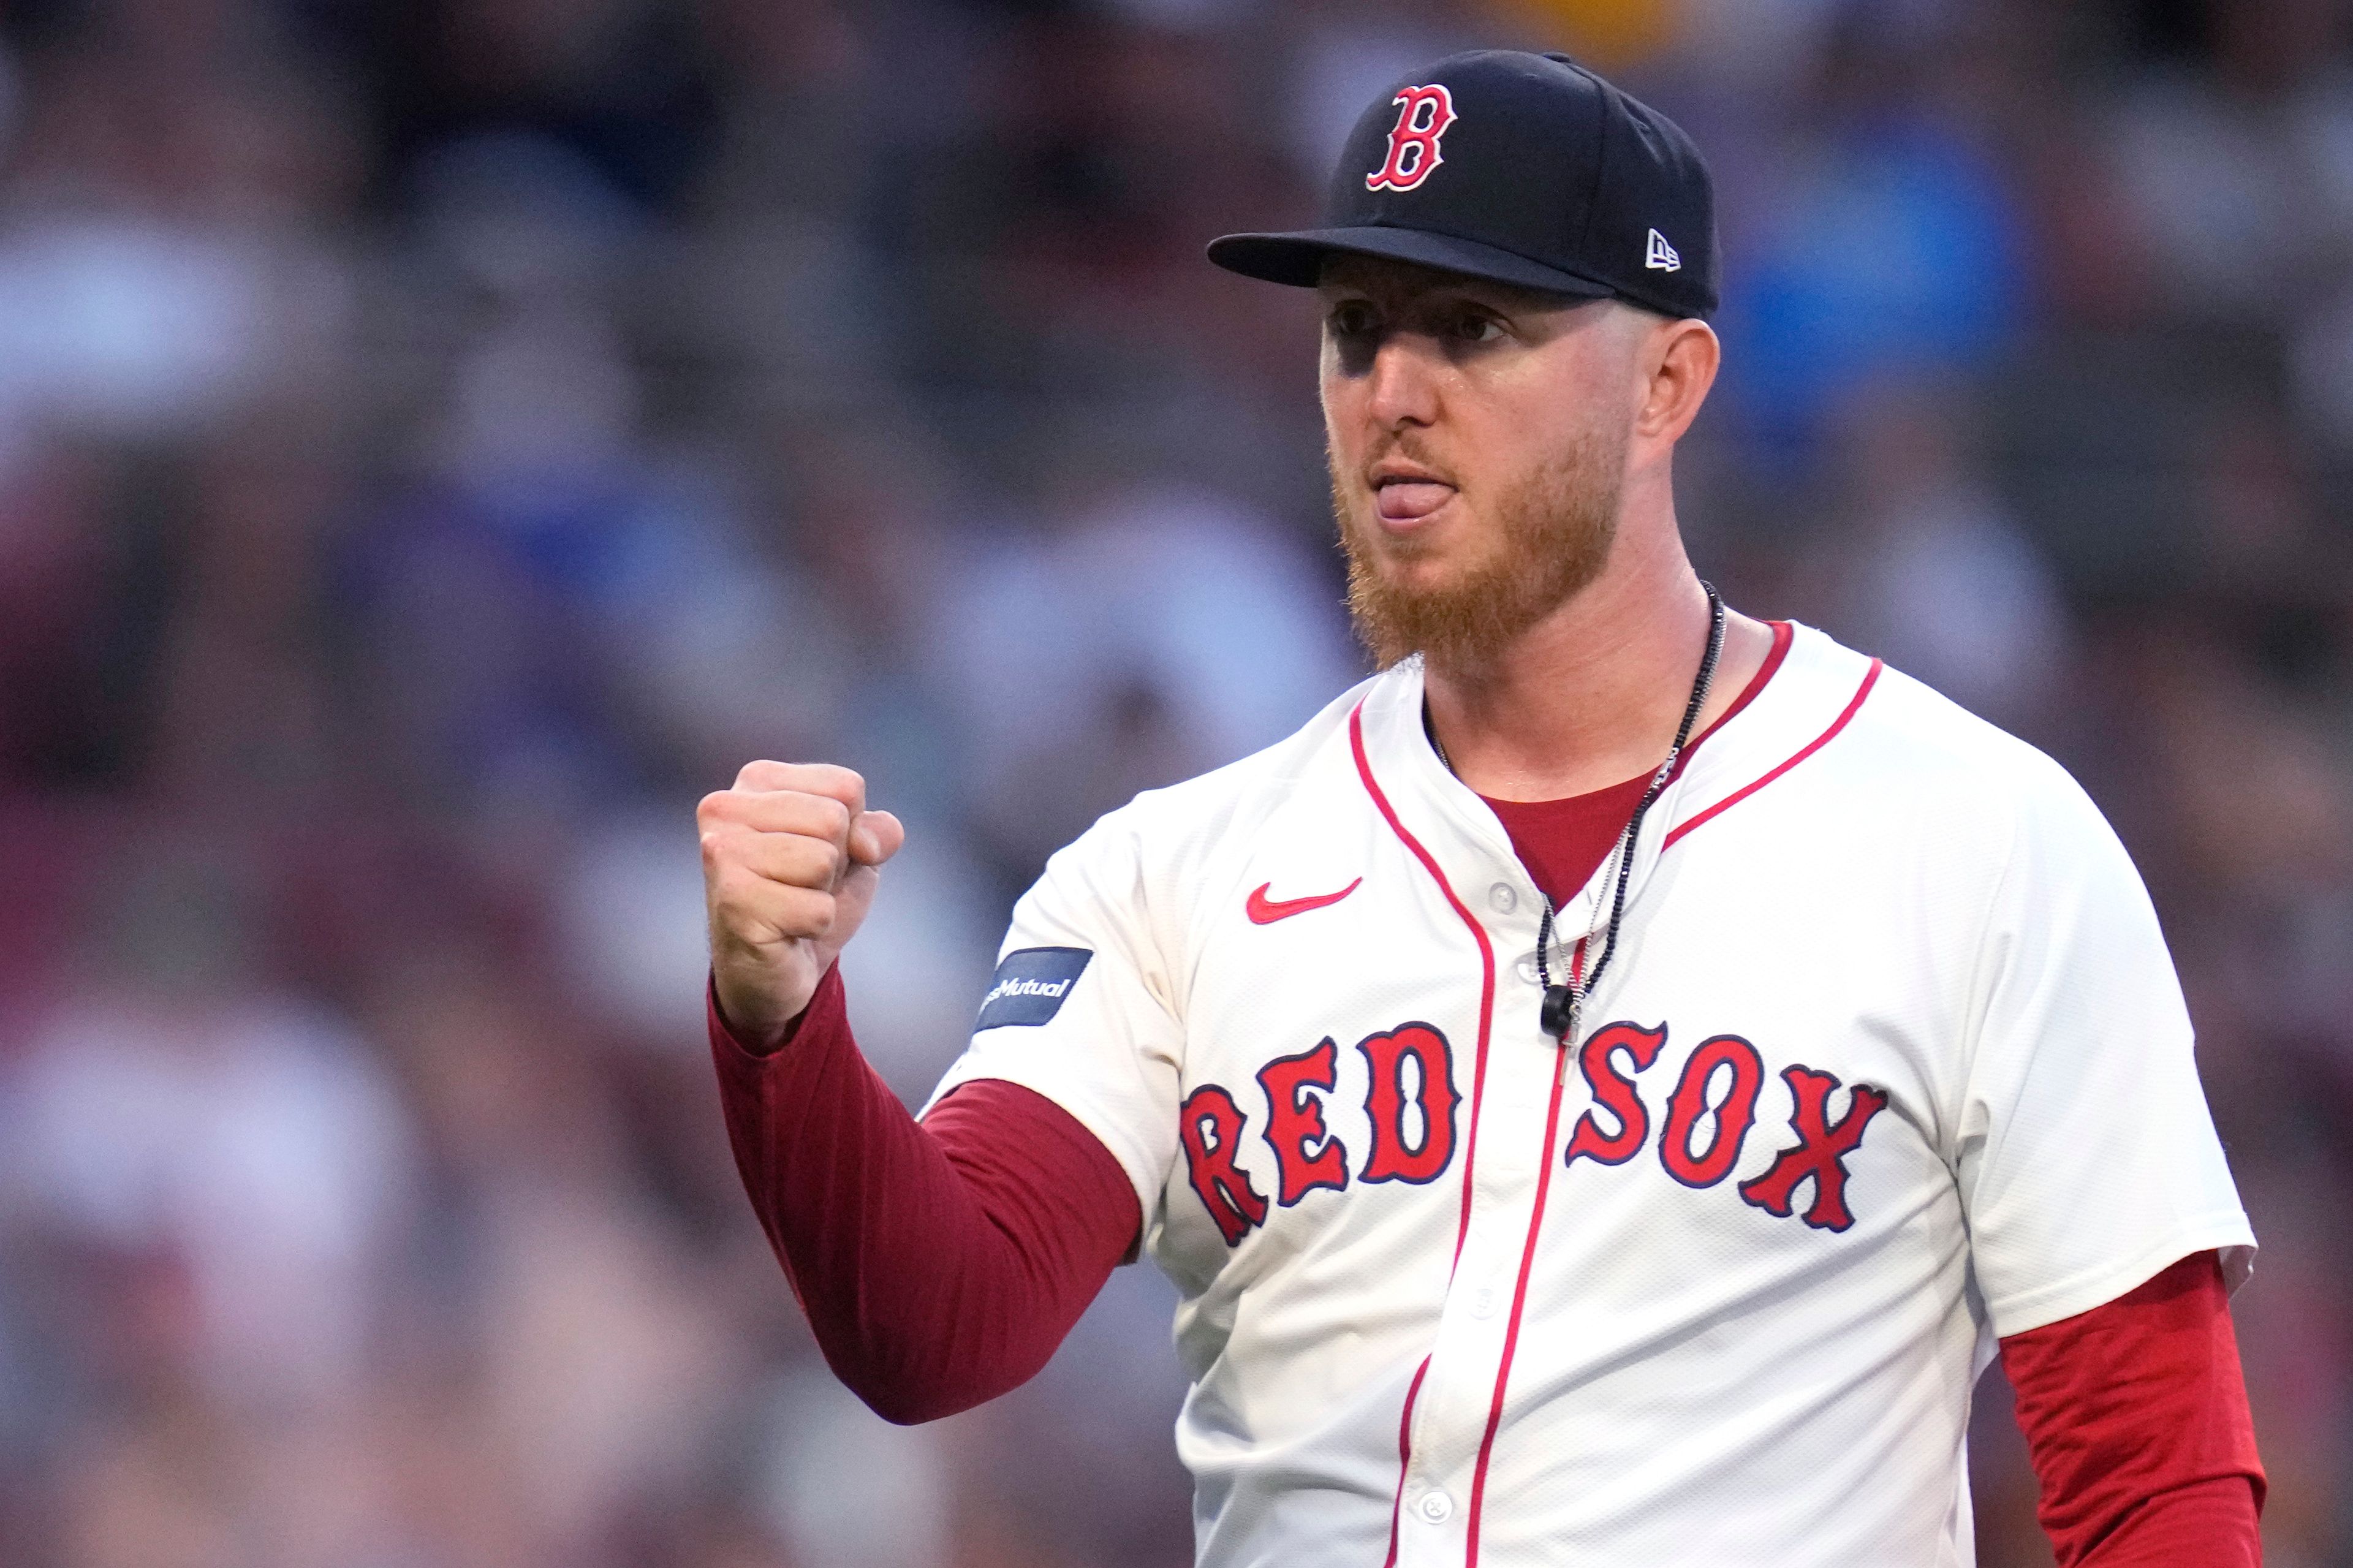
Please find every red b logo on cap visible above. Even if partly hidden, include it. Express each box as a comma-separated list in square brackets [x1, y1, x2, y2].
[1365, 85, 1457, 192]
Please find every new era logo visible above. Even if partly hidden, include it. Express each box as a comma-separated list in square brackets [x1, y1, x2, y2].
[1645, 228, 1681, 272]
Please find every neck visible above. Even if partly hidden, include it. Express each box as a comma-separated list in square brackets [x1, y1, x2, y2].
[1422, 512, 1773, 801]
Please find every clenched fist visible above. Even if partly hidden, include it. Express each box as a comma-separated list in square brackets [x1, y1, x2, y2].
[699, 762, 905, 1053]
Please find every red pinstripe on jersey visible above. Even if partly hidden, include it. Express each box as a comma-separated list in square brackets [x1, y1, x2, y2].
[1464, 939, 1585, 1562]
[1664, 659, 1884, 850]
[1351, 701, 1498, 1567]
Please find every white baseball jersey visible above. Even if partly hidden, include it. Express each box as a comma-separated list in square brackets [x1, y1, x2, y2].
[924, 622, 2254, 1567]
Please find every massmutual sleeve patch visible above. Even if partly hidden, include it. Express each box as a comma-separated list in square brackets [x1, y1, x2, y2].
[975, 946, 1094, 1031]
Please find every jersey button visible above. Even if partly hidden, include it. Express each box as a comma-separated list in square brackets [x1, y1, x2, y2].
[1469, 1285, 1498, 1319]
[1488, 882, 1518, 913]
[1418, 1489, 1455, 1524]
[1515, 953, 1540, 984]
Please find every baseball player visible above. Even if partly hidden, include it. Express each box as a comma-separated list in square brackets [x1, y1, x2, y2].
[699, 51, 2262, 1566]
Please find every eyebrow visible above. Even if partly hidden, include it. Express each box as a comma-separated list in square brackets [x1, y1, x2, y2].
[1316, 276, 1569, 314]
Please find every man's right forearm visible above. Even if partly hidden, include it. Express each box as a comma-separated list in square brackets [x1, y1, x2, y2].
[709, 964, 1141, 1423]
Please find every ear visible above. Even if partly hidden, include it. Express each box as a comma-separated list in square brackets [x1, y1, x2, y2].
[1634, 318, 1721, 447]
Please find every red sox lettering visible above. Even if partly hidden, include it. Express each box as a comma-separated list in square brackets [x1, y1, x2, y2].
[1181, 1022, 1464, 1244]
[1737, 1066, 1892, 1232]
[1181, 1020, 1889, 1245]
[1560, 1021, 1665, 1167]
[1659, 1034, 1767, 1189]
[1356, 1023, 1461, 1184]
[1256, 1038, 1351, 1205]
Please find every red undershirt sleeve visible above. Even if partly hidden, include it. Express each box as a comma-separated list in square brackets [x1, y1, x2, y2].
[1998, 1250, 2265, 1566]
[709, 964, 1143, 1425]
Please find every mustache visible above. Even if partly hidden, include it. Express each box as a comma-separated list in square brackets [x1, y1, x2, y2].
[1330, 431, 1458, 487]
[1355, 433, 1457, 487]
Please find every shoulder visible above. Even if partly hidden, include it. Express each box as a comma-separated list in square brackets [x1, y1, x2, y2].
[1790, 629, 2132, 887]
[1760, 627, 2091, 819]
[1860, 669, 2070, 794]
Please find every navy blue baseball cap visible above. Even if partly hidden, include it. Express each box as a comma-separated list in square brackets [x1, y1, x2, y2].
[1209, 50, 1718, 320]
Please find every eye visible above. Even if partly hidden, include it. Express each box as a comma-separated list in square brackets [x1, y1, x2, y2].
[1327, 300, 1379, 339]
[1449, 309, 1506, 344]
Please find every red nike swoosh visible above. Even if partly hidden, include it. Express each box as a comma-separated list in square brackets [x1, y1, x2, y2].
[1246, 878, 1363, 924]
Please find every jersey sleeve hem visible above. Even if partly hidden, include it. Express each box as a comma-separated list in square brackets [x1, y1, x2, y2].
[923, 1059, 1162, 1242]
[1985, 1214, 2258, 1339]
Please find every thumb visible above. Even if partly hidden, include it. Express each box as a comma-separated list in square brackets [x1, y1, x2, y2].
[824, 812, 901, 961]
[847, 809, 906, 869]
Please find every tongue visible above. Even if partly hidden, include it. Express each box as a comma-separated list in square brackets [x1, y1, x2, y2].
[1377, 482, 1453, 521]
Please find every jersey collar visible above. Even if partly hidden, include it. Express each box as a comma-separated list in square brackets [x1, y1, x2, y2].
[1352, 624, 1879, 945]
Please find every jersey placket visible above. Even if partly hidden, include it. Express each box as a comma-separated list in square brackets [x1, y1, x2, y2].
[1392, 876, 1552, 1563]
[1361, 678, 1706, 1566]
[1374, 806, 1610, 1562]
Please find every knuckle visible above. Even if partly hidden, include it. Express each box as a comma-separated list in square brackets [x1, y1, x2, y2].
[798, 838, 844, 885]
[702, 827, 748, 873]
[805, 763, 863, 808]
[697, 791, 745, 833]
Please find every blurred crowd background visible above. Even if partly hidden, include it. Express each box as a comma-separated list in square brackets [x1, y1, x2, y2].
[0, 0, 2347, 1563]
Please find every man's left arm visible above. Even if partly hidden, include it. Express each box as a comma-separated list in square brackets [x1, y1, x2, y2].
[1949, 757, 2263, 1564]
[1999, 1249, 2264, 1566]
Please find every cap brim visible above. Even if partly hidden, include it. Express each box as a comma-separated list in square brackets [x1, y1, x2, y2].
[1206, 225, 1618, 299]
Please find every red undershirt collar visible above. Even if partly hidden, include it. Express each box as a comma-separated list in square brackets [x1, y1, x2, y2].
[1480, 620, 1794, 907]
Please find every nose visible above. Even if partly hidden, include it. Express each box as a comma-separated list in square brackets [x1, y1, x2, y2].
[1365, 336, 1441, 431]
